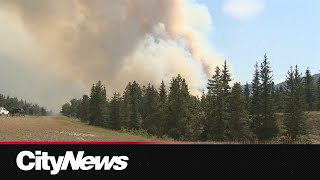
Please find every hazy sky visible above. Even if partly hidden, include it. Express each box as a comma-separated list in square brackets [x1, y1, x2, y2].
[200, 0, 320, 84]
[0, 0, 319, 112]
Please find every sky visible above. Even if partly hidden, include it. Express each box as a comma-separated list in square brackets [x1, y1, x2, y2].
[0, 0, 319, 112]
[200, 0, 320, 84]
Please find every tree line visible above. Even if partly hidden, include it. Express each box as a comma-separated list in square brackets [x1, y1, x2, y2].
[61, 54, 320, 142]
[0, 93, 49, 116]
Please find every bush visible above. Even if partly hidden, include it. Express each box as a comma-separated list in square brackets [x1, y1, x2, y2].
[293, 135, 312, 144]
[119, 128, 174, 141]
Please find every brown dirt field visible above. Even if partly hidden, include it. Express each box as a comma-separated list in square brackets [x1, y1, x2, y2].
[0, 116, 157, 142]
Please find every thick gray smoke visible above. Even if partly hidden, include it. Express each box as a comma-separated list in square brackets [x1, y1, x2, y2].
[0, 0, 223, 112]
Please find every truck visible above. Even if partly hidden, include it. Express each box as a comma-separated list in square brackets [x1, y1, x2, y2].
[0, 107, 10, 116]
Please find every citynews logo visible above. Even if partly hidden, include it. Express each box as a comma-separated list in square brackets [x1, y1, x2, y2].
[16, 151, 129, 175]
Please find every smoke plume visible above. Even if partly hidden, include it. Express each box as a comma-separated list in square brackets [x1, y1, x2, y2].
[0, 0, 223, 112]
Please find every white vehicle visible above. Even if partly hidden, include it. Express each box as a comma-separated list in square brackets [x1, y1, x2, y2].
[0, 107, 10, 116]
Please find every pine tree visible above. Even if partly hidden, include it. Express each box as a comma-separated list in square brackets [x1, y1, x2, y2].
[273, 85, 286, 113]
[166, 74, 190, 140]
[188, 95, 205, 141]
[250, 62, 262, 138]
[157, 81, 168, 137]
[69, 98, 81, 118]
[270, 82, 277, 113]
[122, 82, 133, 129]
[284, 66, 308, 140]
[229, 83, 252, 141]
[303, 68, 315, 111]
[142, 84, 160, 134]
[128, 81, 142, 130]
[0, 94, 5, 107]
[221, 60, 232, 137]
[89, 84, 97, 124]
[89, 81, 108, 127]
[121, 81, 143, 130]
[199, 91, 209, 141]
[258, 54, 278, 140]
[109, 92, 122, 130]
[61, 103, 71, 116]
[243, 83, 251, 112]
[222, 60, 232, 96]
[181, 78, 193, 140]
[102, 86, 110, 127]
[207, 66, 222, 97]
[79, 95, 90, 123]
[159, 80, 167, 103]
[207, 66, 225, 141]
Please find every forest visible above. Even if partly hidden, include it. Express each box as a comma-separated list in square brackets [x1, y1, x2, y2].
[0, 94, 49, 116]
[61, 54, 320, 143]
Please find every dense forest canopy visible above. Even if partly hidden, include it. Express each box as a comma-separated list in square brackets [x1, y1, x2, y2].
[61, 54, 320, 142]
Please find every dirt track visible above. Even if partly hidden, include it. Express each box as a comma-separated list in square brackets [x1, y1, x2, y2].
[0, 116, 152, 142]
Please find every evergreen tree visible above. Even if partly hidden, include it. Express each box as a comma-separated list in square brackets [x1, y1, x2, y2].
[122, 82, 132, 129]
[159, 80, 167, 103]
[69, 98, 81, 118]
[181, 78, 193, 140]
[284, 66, 308, 140]
[250, 62, 262, 138]
[221, 60, 232, 137]
[199, 91, 209, 141]
[303, 68, 315, 111]
[271, 82, 276, 100]
[229, 83, 252, 141]
[103, 86, 110, 127]
[157, 81, 169, 137]
[188, 95, 206, 141]
[89, 81, 108, 127]
[89, 84, 97, 123]
[79, 95, 90, 123]
[0, 94, 5, 107]
[207, 66, 225, 141]
[142, 84, 160, 134]
[222, 60, 232, 96]
[243, 83, 251, 112]
[109, 92, 122, 130]
[129, 81, 142, 130]
[61, 103, 71, 116]
[258, 54, 278, 140]
[273, 85, 286, 113]
[166, 74, 190, 140]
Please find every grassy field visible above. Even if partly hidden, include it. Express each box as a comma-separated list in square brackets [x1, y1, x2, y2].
[0, 115, 171, 142]
[305, 111, 320, 144]
[0, 112, 320, 143]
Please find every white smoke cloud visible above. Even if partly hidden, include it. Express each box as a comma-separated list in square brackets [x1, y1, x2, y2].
[0, 0, 222, 112]
[223, 0, 266, 21]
